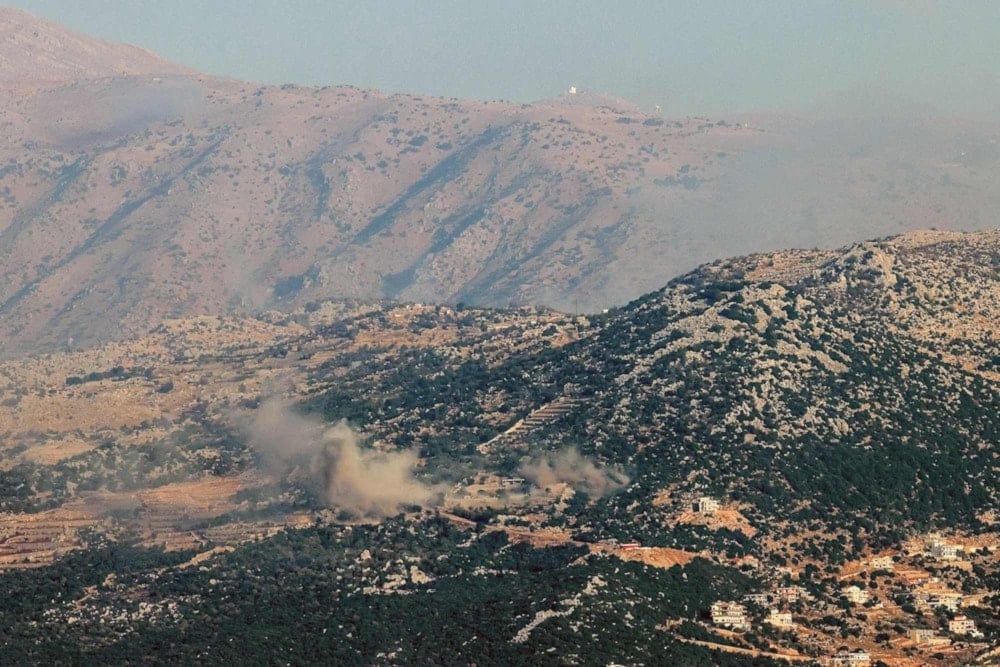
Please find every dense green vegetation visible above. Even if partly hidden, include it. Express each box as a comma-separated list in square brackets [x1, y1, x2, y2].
[0, 520, 781, 665]
[301, 261, 1000, 549]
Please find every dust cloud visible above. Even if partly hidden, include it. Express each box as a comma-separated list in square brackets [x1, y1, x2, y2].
[247, 400, 444, 517]
[519, 447, 628, 497]
[29, 77, 206, 149]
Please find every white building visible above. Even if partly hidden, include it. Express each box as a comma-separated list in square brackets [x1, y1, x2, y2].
[776, 585, 805, 602]
[842, 585, 869, 605]
[743, 593, 770, 606]
[916, 591, 962, 612]
[710, 601, 749, 631]
[767, 609, 794, 628]
[930, 542, 960, 560]
[870, 555, 894, 571]
[949, 615, 982, 637]
[829, 650, 871, 667]
[695, 496, 720, 514]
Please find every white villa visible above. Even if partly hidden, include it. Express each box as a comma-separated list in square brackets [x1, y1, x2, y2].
[710, 601, 749, 631]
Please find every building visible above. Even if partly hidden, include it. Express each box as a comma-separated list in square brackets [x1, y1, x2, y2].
[710, 602, 749, 631]
[743, 593, 770, 606]
[949, 615, 981, 636]
[828, 650, 871, 667]
[916, 591, 962, 612]
[930, 542, 959, 560]
[695, 496, 720, 514]
[776, 585, 805, 602]
[897, 569, 931, 586]
[870, 555, 894, 571]
[842, 585, 869, 605]
[908, 628, 943, 643]
[766, 609, 794, 628]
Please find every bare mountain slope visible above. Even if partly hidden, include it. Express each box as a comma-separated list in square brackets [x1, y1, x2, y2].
[2, 10, 1000, 358]
[0, 56, 761, 355]
[0, 7, 191, 82]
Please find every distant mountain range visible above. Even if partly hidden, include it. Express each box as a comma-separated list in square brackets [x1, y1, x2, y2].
[3, 7, 1000, 358]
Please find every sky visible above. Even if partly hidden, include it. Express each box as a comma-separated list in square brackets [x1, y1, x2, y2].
[8, 0, 1000, 117]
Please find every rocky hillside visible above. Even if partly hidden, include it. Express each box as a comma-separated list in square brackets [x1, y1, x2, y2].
[0, 229, 997, 663]
[4, 9, 1000, 358]
[0, 7, 191, 81]
[301, 228, 1000, 538]
[1, 228, 996, 540]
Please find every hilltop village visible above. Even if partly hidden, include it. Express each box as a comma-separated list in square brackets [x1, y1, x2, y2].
[649, 494, 999, 665]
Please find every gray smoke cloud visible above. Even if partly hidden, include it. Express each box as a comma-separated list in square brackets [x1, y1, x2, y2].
[247, 399, 444, 517]
[519, 447, 628, 497]
[29, 77, 206, 149]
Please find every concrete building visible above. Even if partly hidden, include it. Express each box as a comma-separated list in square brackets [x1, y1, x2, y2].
[842, 585, 869, 605]
[870, 555, 894, 571]
[930, 542, 960, 560]
[776, 585, 805, 602]
[949, 615, 981, 636]
[828, 650, 871, 667]
[916, 591, 962, 612]
[695, 496, 720, 514]
[766, 609, 794, 628]
[710, 601, 749, 631]
[908, 628, 946, 644]
[743, 593, 770, 606]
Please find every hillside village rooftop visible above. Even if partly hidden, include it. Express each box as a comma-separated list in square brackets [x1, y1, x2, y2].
[694, 496, 720, 514]
[827, 650, 870, 667]
[949, 615, 982, 637]
[709, 601, 749, 631]
[841, 585, 868, 605]
[766, 609, 793, 628]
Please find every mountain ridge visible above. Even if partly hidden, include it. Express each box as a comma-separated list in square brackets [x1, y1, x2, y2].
[2, 9, 1000, 362]
[0, 228, 997, 663]
[0, 7, 193, 82]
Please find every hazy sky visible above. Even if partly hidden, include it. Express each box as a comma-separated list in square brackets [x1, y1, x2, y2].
[9, 1, 1000, 116]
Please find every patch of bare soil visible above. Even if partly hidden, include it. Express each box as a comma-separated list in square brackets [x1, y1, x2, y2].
[675, 508, 757, 538]
[602, 545, 700, 569]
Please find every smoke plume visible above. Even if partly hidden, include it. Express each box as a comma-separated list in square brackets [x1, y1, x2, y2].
[247, 400, 444, 516]
[30, 77, 206, 149]
[519, 447, 628, 497]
